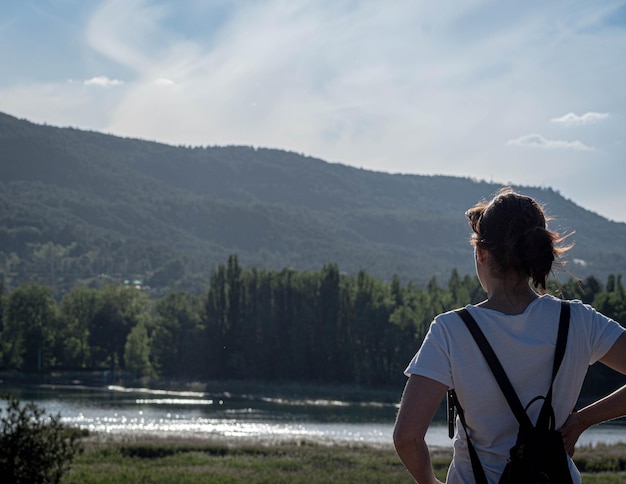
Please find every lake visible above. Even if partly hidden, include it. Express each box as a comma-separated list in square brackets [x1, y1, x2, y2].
[1, 382, 624, 449]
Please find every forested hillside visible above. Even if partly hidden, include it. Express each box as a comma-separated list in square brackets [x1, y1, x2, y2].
[2, 111, 626, 296]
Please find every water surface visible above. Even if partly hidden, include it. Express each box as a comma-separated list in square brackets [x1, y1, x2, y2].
[2, 383, 623, 449]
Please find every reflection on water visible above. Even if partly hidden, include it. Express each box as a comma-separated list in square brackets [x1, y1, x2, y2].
[1, 383, 624, 448]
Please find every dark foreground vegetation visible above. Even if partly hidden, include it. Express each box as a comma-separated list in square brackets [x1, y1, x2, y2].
[1, 256, 626, 395]
[58, 436, 626, 483]
[0, 395, 84, 483]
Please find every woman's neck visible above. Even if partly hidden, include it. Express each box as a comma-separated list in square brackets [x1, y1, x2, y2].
[478, 277, 539, 315]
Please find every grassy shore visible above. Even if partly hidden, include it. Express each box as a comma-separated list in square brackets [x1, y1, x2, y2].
[61, 435, 626, 483]
[5, 375, 623, 482]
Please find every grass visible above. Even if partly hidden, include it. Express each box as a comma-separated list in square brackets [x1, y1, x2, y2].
[63, 436, 419, 483]
[60, 436, 626, 483]
[574, 443, 626, 481]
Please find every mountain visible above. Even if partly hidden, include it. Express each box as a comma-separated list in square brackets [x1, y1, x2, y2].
[1, 111, 625, 295]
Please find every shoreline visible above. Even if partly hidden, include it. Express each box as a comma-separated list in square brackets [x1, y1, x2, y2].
[78, 427, 623, 456]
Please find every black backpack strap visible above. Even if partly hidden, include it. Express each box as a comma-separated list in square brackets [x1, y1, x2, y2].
[536, 300, 570, 428]
[456, 308, 534, 430]
[448, 389, 489, 484]
[552, 301, 570, 381]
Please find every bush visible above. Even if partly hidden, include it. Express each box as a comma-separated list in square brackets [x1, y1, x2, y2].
[0, 395, 84, 483]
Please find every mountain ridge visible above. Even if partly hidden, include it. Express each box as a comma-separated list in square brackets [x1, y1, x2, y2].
[1, 111, 625, 294]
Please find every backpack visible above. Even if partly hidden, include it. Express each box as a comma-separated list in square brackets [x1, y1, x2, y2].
[447, 300, 573, 484]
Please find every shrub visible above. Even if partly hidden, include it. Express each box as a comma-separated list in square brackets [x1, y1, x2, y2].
[0, 395, 84, 483]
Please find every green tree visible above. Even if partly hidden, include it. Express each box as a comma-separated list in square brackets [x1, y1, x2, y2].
[202, 264, 228, 379]
[88, 285, 150, 371]
[582, 276, 603, 303]
[0, 280, 5, 363]
[152, 292, 203, 377]
[349, 270, 394, 385]
[389, 284, 430, 366]
[447, 268, 466, 306]
[225, 254, 246, 377]
[313, 264, 341, 379]
[593, 274, 626, 324]
[57, 286, 100, 368]
[606, 274, 616, 293]
[240, 268, 274, 379]
[0, 279, 5, 330]
[2, 283, 57, 371]
[124, 321, 154, 378]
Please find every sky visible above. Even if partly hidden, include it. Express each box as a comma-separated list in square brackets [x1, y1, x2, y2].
[1, 0, 625, 221]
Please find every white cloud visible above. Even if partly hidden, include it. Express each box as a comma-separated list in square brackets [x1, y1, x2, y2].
[86, 0, 170, 72]
[84, 76, 124, 87]
[2, 1, 626, 219]
[153, 78, 175, 86]
[551, 112, 610, 126]
[506, 134, 593, 151]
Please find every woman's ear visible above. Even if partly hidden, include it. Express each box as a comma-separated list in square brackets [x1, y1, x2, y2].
[475, 246, 488, 263]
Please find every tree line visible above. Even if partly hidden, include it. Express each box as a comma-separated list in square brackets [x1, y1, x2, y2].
[0, 255, 624, 394]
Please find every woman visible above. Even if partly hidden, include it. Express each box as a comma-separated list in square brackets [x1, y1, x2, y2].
[393, 188, 626, 483]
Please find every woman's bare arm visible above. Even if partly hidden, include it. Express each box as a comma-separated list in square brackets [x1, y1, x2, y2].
[561, 333, 626, 455]
[393, 374, 448, 483]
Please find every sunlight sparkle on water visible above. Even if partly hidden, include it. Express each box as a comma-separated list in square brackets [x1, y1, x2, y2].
[135, 399, 215, 405]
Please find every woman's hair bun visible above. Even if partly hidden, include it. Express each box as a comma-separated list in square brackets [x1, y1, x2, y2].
[466, 187, 572, 290]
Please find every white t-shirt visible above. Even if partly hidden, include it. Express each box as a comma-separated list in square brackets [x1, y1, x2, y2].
[404, 294, 625, 484]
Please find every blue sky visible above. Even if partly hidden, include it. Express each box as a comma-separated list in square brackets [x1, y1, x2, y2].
[1, 0, 625, 222]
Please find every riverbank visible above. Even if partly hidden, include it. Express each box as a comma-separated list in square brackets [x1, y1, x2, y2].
[62, 434, 626, 483]
[0, 371, 404, 403]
